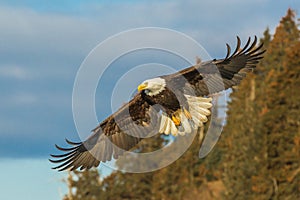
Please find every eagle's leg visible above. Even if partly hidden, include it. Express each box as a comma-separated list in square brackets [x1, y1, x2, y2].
[172, 115, 181, 126]
[172, 108, 192, 126]
[171, 110, 181, 126]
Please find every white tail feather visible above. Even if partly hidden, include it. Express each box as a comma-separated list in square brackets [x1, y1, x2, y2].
[185, 94, 212, 126]
[159, 114, 168, 133]
[170, 120, 178, 136]
[164, 118, 171, 135]
[157, 95, 212, 136]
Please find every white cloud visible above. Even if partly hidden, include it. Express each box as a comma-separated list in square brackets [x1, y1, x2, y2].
[0, 92, 38, 107]
[12, 93, 38, 105]
[0, 6, 100, 58]
[0, 0, 288, 62]
[0, 65, 31, 80]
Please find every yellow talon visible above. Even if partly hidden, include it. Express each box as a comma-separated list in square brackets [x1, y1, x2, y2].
[183, 108, 192, 119]
[172, 115, 181, 126]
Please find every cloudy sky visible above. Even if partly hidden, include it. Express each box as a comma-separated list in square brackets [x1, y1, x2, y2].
[0, 0, 299, 199]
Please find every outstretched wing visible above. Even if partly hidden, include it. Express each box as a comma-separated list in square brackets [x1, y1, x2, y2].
[169, 36, 265, 96]
[49, 94, 161, 171]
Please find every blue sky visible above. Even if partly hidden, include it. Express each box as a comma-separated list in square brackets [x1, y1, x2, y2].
[0, 0, 299, 199]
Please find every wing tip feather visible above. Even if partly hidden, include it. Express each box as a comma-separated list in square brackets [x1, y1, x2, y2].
[224, 35, 265, 61]
[50, 139, 86, 171]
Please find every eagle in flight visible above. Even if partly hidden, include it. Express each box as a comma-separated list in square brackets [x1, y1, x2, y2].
[50, 36, 265, 171]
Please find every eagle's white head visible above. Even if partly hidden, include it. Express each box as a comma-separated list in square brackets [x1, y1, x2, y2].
[137, 77, 166, 96]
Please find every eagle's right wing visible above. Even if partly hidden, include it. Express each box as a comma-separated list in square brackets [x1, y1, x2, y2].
[49, 94, 161, 171]
[170, 36, 265, 96]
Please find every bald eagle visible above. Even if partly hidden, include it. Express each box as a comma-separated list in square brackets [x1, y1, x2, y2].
[50, 36, 265, 171]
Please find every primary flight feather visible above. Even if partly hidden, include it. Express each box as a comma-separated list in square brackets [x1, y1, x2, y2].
[50, 36, 265, 171]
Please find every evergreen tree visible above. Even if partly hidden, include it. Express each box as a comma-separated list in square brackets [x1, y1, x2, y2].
[260, 8, 300, 200]
[220, 72, 267, 199]
[221, 8, 300, 199]
[63, 170, 103, 200]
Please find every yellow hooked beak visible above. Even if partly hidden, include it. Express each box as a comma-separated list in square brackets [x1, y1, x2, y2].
[137, 83, 148, 92]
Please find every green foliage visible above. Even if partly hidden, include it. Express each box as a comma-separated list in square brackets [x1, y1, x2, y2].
[62, 8, 300, 200]
[63, 170, 102, 200]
